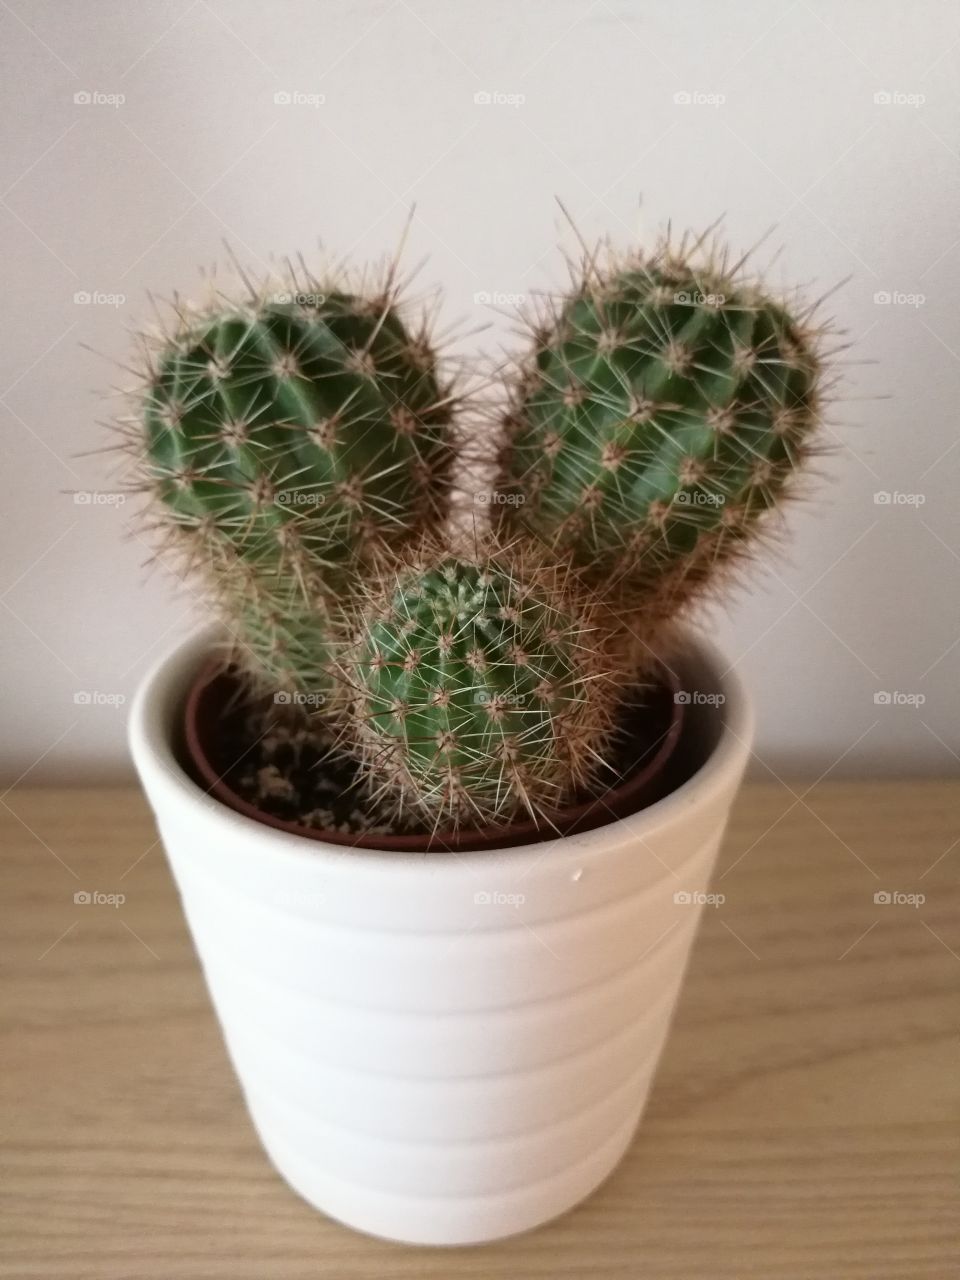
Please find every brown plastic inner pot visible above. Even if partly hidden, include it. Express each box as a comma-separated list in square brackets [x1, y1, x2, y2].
[182, 661, 686, 854]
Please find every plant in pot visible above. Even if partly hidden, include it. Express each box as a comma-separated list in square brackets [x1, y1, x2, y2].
[121, 234, 827, 1245]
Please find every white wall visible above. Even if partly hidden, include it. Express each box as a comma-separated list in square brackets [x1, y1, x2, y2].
[1, 0, 958, 782]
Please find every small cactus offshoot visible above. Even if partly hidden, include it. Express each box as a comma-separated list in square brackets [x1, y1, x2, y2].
[340, 550, 617, 829]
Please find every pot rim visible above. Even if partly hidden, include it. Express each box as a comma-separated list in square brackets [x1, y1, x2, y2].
[129, 624, 753, 869]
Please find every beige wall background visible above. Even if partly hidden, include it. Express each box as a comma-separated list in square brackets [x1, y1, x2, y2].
[1, 0, 958, 782]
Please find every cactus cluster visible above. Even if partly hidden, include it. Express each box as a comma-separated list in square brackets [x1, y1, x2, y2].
[121, 229, 827, 834]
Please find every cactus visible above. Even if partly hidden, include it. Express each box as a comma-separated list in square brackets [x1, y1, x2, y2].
[494, 237, 825, 632]
[121, 265, 457, 709]
[140, 283, 454, 582]
[118, 228, 829, 837]
[341, 549, 617, 829]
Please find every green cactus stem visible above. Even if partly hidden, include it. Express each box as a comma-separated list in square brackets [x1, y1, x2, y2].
[140, 284, 454, 583]
[495, 236, 826, 630]
[342, 548, 617, 830]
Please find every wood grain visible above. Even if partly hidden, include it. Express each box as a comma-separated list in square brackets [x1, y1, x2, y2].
[1, 782, 957, 1279]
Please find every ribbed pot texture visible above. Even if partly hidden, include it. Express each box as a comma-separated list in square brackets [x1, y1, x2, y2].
[129, 626, 752, 1246]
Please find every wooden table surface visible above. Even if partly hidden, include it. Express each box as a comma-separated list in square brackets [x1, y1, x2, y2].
[1, 782, 957, 1279]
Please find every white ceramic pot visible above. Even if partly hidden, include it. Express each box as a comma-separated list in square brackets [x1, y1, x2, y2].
[129, 626, 752, 1246]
